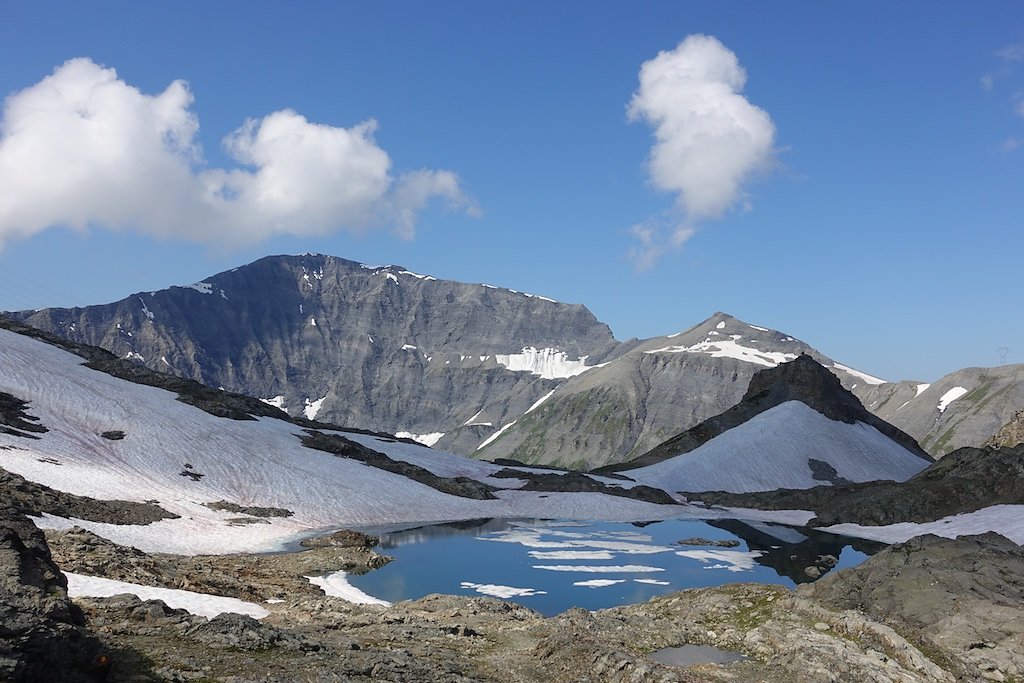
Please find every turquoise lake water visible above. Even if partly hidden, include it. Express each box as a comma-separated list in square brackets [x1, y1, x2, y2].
[347, 518, 877, 616]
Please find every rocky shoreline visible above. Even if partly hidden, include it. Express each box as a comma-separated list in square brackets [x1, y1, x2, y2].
[2, 506, 1022, 683]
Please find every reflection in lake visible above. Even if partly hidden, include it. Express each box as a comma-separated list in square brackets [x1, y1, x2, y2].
[347, 518, 876, 616]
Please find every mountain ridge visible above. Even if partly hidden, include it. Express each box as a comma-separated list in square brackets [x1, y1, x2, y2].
[9, 253, 1023, 464]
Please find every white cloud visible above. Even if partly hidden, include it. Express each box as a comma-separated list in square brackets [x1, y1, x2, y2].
[626, 215, 695, 272]
[1000, 137, 1023, 153]
[981, 43, 1024, 91]
[0, 58, 474, 249]
[996, 44, 1024, 63]
[626, 34, 776, 268]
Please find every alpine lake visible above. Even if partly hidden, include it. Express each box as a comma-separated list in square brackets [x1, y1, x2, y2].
[345, 517, 880, 617]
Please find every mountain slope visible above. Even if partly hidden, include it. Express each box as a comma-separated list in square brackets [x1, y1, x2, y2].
[0, 321, 691, 555]
[12, 254, 620, 453]
[474, 313, 877, 469]
[597, 355, 931, 494]
[852, 365, 1024, 456]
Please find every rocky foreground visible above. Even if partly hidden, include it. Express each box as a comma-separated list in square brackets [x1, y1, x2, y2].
[2, 509, 1022, 683]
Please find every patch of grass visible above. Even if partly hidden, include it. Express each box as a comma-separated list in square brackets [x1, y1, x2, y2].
[970, 383, 1012, 415]
[933, 421, 961, 455]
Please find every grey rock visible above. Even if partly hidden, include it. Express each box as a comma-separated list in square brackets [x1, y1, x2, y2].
[0, 509, 110, 682]
[802, 533, 1024, 682]
[12, 254, 618, 453]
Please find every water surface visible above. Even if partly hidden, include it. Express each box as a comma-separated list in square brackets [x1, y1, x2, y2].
[347, 518, 877, 616]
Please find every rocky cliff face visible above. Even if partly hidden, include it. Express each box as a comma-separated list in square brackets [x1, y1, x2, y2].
[0, 509, 107, 682]
[14, 254, 619, 450]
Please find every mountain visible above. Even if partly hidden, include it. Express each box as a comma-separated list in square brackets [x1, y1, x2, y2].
[11, 254, 623, 454]
[474, 312, 883, 469]
[595, 355, 932, 494]
[12, 254, 1023, 465]
[852, 365, 1024, 456]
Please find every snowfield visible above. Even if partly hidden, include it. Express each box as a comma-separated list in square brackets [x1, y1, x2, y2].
[626, 401, 929, 494]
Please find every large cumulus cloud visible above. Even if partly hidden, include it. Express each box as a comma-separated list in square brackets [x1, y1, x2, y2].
[627, 35, 776, 268]
[0, 58, 475, 249]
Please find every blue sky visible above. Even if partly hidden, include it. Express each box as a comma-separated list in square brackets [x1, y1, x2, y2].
[0, 1, 1021, 381]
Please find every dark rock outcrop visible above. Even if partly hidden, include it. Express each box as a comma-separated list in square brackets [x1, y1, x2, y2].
[690, 442, 1024, 526]
[1, 467, 177, 525]
[300, 431, 498, 500]
[0, 391, 47, 439]
[490, 468, 679, 506]
[988, 410, 1024, 449]
[0, 509, 108, 682]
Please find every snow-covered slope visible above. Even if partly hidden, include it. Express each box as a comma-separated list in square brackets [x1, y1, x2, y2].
[626, 401, 929, 494]
[0, 326, 735, 555]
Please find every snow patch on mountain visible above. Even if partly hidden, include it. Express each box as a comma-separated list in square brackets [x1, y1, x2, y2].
[307, 571, 390, 605]
[494, 347, 591, 380]
[627, 401, 928, 494]
[937, 387, 968, 413]
[304, 396, 326, 420]
[395, 431, 445, 447]
[832, 362, 887, 385]
[399, 270, 436, 281]
[138, 297, 155, 321]
[525, 390, 556, 414]
[261, 396, 287, 410]
[477, 421, 517, 449]
[822, 504, 1024, 545]
[645, 338, 797, 368]
[186, 282, 213, 294]
[916, 383, 931, 397]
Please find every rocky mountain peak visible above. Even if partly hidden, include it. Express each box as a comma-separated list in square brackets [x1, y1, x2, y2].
[745, 353, 849, 411]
